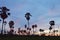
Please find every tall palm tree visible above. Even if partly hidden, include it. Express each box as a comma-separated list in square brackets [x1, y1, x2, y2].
[9, 21, 14, 35]
[0, 7, 10, 34]
[25, 12, 32, 28]
[49, 20, 55, 36]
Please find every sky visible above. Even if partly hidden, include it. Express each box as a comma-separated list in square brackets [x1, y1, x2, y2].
[0, 0, 60, 32]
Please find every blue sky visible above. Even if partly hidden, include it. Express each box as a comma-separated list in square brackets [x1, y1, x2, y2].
[0, 0, 60, 31]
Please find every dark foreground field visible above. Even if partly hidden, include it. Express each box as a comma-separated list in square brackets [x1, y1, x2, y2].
[0, 35, 60, 40]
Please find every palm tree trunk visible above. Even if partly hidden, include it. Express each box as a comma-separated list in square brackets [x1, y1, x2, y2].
[4, 24, 6, 34]
[28, 20, 29, 28]
[33, 28, 34, 34]
[49, 30, 51, 36]
[2, 19, 4, 34]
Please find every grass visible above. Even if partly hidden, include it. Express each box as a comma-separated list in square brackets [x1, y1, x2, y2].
[0, 35, 60, 40]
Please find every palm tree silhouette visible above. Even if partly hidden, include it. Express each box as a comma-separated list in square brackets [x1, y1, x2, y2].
[49, 26, 52, 35]
[49, 20, 55, 36]
[34, 24, 37, 31]
[18, 28, 21, 35]
[25, 12, 32, 28]
[39, 29, 44, 32]
[24, 24, 31, 35]
[39, 29, 44, 35]
[25, 24, 27, 29]
[32, 25, 35, 34]
[35, 24, 37, 28]
[9, 21, 14, 35]
[32, 24, 37, 34]
[26, 27, 31, 35]
[0, 7, 10, 34]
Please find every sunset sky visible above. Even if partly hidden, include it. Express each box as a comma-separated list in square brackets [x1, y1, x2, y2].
[0, 0, 60, 32]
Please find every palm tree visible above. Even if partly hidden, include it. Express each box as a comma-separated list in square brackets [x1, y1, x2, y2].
[39, 29, 45, 36]
[25, 12, 32, 28]
[49, 20, 55, 26]
[9, 21, 14, 35]
[18, 28, 20, 35]
[53, 30, 58, 36]
[32, 25, 35, 34]
[32, 24, 37, 35]
[49, 20, 55, 36]
[0, 7, 10, 34]
[34, 24, 37, 32]
[39, 29, 44, 32]
[49, 26, 52, 35]
[9, 21, 14, 28]
[26, 27, 31, 35]
[25, 24, 27, 29]
[34, 24, 37, 28]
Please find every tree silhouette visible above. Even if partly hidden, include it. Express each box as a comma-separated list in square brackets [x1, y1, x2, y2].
[9, 21, 14, 35]
[53, 30, 58, 33]
[9, 21, 14, 28]
[32, 24, 37, 34]
[39, 29, 45, 36]
[32, 25, 35, 34]
[49, 20, 55, 36]
[25, 24, 27, 29]
[35, 24, 37, 28]
[49, 26, 52, 34]
[18, 28, 21, 35]
[49, 20, 55, 26]
[39, 29, 44, 32]
[27, 27, 31, 35]
[25, 12, 32, 28]
[0, 6, 10, 34]
[24, 24, 27, 31]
